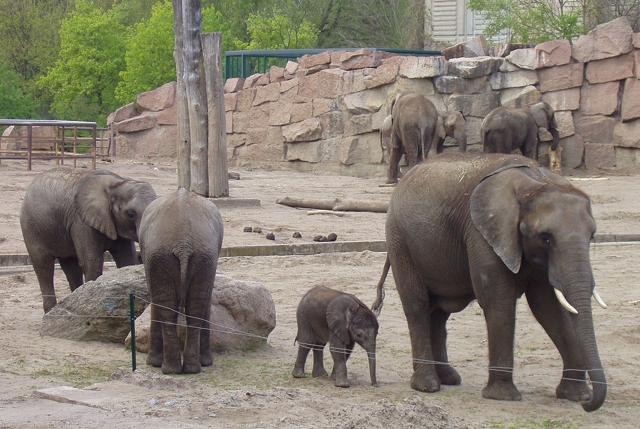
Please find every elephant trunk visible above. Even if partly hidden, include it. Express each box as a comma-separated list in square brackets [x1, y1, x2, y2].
[366, 341, 377, 386]
[549, 124, 560, 151]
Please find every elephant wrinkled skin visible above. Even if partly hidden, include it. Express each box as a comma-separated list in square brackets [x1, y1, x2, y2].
[140, 188, 224, 375]
[373, 153, 607, 412]
[20, 168, 157, 313]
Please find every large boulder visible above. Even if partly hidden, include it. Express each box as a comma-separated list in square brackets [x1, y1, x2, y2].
[442, 36, 488, 59]
[338, 49, 382, 70]
[108, 103, 140, 125]
[585, 52, 635, 84]
[541, 88, 581, 111]
[500, 85, 542, 108]
[1, 125, 57, 151]
[446, 92, 500, 117]
[398, 56, 446, 78]
[622, 78, 640, 121]
[572, 17, 634, 62]
[574, 114, 617, 144]
[489, 70, 538, 90]
[613, 120, 640, 148]
[282, 118, 322, 142]
[580, 81, 620, 116]
[434, 76, 489, 94]
[446, 56, 502, 78]
[115, 125, 177, 159]
[126, 273, 276, 352]
[538, 63, 584, 92]
[40, 266, 149, 343]
[114, 114, 157, 133]
[506, 40, 571, 70]
[136, 82, 176, 112]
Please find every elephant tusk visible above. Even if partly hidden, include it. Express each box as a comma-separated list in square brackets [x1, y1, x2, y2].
[554, 288, 578, 314]
[593, 289, 607, 309]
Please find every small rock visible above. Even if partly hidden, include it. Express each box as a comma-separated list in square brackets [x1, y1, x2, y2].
[148, 399, 159, 406]
[292, 232, 302, 238]
[253, 227, 262, 234]
[228, 172, 241, 180]
[266, 232, 275, 240]
[243, 226, 253, 233]
[208, 413, 217, 418]
[327, 233, 337, 242]
[0, 236, 6, 243]
[164, 400, 177, 407]
[313, 235, 328, 242]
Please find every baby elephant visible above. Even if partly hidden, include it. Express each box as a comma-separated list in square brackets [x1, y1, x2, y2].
[139, 188, 224, 374]
[292, 286, 378, 387]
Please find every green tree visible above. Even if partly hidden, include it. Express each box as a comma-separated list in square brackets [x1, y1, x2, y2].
[238, 10, 319, 49]
[39, 0, 127, 124]
[469, 0, 584, 43]
[115, 1, 233, 104]
[0, 60, 36, 118]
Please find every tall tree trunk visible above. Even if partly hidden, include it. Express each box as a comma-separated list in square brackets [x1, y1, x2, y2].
[180, 0, 208, 196]
[202, 32, 229, 198]
[173, 0, 190, 189]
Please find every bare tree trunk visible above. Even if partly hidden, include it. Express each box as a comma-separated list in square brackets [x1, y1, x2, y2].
[180, 0, 208, 196]
[202, 32, 229, 198]
[173, 0, 190, 189]
[409, 0, 426, 49]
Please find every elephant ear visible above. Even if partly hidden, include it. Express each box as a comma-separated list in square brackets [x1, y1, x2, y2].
[530, 102, 551, 129]
[470, 165, 540, 273]
[75, 173, 122, 240]
[327, 295, 357, 344]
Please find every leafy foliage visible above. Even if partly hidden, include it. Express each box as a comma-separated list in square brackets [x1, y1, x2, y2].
[0, 60, 36, 118]
[238, 11, 319, 49]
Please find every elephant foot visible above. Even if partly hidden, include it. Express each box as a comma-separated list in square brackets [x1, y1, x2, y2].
[200, 352, 213, 367]
[161, 362, 183, 375]
[437, 365, 462, 386]
[411, 372, 441, 393]
[292, 368, 305, 378]
[556, 378, 591, 402]
[182, 361, 202, 374]
[312, 367, 328, 378]
[43, 297, 57, 314]
[334, 377, 350, 388]
[482, 380, 521, 401]
[146, 353, 163, 368]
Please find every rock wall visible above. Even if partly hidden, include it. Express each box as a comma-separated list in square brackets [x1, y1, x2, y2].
[109, 17, 640, 173]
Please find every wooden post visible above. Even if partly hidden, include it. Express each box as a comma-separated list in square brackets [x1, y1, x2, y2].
[202, 32, 229, 198]
[27, 125, 32, 171]
[180, 0, 208, 196]
[173, 0, 191, 189]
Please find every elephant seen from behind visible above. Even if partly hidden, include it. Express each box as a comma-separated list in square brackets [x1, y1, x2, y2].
[373, 153, 607, 412]
[140, 188, 224, 374]
[292, 286, 378, 388]
[481, 101, 560, 161]
[20, 168, 157, 313]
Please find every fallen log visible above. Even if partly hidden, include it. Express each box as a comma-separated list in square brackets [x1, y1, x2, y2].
[276, 196, 389, 213]
[276, 196, 338, 211]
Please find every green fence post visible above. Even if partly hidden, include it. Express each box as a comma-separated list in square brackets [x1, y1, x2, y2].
[129, 293, 137, 372]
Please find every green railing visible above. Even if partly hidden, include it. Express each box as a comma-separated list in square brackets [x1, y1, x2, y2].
[224, 48, 441, 79]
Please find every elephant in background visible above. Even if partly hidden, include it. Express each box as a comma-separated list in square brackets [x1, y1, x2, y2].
[373, 153, 607, 412]
[140, 188, 224, 374]
[20, 168, 157, 313]
[481, 101, 560, 161]
[437, 110, 467, 153]
[293, 286, 378, 388]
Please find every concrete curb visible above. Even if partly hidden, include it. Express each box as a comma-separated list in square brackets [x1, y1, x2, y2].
[0, 234, 638, 268]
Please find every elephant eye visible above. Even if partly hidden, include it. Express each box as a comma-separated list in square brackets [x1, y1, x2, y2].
[126, 209, 136, 219]
[539, 232, 552, 247]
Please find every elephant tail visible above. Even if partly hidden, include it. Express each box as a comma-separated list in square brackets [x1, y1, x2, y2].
[371, 257, 390, 317]
[175, 250, 192, 312]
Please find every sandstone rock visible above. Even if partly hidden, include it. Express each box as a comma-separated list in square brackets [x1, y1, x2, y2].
[622, 78, 640, 121]
[115, 125, 177, 159]
[635, 33, 640, 48]
[285, 138, 338, 163]
[447, 56, 502, 79]
[111, 103, 140, 124]
[282, 118, 321, 142]
[246, 128, 268, 146]
[238, 126, 285, 163]
[442, 36, 488, 59]
[290, 102, 313, 123]
[492, 43, 531, 58]
[285, 60, 299, 76]
[303, 63, 330, 75]
[399, 56, 446, 78]
[489, 70, 538, 89]
[318, 111, 345, 139]
[224, 93, 238, 112]
[224, 78, 245, 93]
[312, 98, 338, 116]
[280, 78, 299, 94]
[500, 86, 542, 108]
[344, 114, 373, 136]
[136, 82, 175, 112]
[342, 69, 368, 94]
[115, 114, 157, 133]
[447, 92, 499, 117]
[574, 114, 617, 143]
[227, 133, 247, 148]
[636, 50, 640, 78]
[155, 105, 177, 125]
[390, 77, 435, 99]
[225, 111, 233, 131]
[298, 69, 344, 99]
[538, 63, 583, 92]
[541, 88, 580, 111]
[613, 120, 640, 148]
[253, 82, 280, 106]
[506, 48, 537, 70]
[243, 73, 262, 89]
[559, 135, 585, 168]
[555, 111, 575, 138]
[584, 143, 616, 169]
[572, 17, 634, 62]
[268, 102, 291, 126]
[1, 125, 58, 151]
[616, 147, 640, 168]
[233, 106, 269, 132]
[499, 60, 521, 72]
[41, 265, 149, 343]
[125, 272, 276, 352]
[434, 76, 489, 94]
[364, 62, 398, 89]
[506, 40, 571, 70]
[338, 49, 381, 70]
[340, 132, 383, 165]
[269, 66, 285, 83]
[236, 88, 256, 111]
[343, 89, 386, 114]
[465, 117, 483, 146]
[299, 51, 331, 69]
[580, 81, 620, 116]
[255, 74, 270, 86]
[585, 52, 634, 84]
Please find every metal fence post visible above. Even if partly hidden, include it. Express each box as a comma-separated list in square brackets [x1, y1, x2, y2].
[129, 293, 137, 372]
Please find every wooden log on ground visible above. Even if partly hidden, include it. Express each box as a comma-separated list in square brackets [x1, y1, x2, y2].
[276, 196, 389, 213]
[276, 196, 338, 210]
[172, 0, 190, 189]
[202, 32, 229, 198]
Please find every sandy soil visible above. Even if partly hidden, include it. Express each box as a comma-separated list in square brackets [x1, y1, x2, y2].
[0, 158, 639, 428]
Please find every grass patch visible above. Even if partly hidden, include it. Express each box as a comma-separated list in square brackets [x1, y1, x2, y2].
[32, 360, 124, 388]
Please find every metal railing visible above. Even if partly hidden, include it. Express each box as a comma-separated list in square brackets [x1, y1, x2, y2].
[0, 119, 113, 170]
[224, 48, 441, 79]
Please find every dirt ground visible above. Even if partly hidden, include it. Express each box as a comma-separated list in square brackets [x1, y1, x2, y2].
[0, 158, 639, 428]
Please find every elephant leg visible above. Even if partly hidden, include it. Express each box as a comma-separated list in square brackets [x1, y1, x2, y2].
[146, 303, 163, 367]
[312, 348, 328, 377]
[525, 282, 590, 402]
[199, 283, 213, 367]
[109, 239, 137, 268]
[436, 137, 445, 154]
[522, 131, 539, 160]
[292, 343, 311, 378]
[183, 261, 214, 374]
[330, 339, 353, 388]
[32, 254, 56, 313]
[431, 308, 461, 385]
[159, 305, 182, 374]
[424, 126, 437, 159]
[387, 146, 402, 184]
[58, 257, 84, 292]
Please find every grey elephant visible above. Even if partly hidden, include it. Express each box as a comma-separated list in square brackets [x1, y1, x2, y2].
[20, 168, 157, 313]
[481, 101, 560, 160]
[139, 188, 224, 374]
[437, 110, 467, 153]
[372, 153, 607, 412]
[292, 286, 378, 388]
